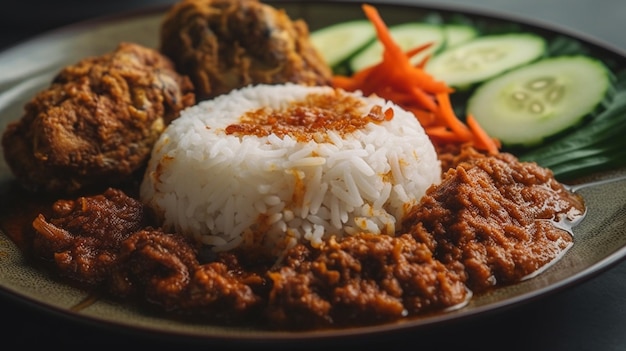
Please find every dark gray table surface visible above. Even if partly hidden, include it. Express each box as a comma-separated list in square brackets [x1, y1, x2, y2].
[1, 0, 625, 349]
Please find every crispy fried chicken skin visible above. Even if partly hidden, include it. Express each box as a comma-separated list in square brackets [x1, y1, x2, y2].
[159, 0, 333, 100]
[1, 42, 196, 194]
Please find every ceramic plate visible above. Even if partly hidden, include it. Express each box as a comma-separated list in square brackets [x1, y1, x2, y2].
[1, 0, 626, 344]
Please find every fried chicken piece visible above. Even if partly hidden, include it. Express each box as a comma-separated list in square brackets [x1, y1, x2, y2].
[160, 0, 333, 100]
[1, 42, 196, 193]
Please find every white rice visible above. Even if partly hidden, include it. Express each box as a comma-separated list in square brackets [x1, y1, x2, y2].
[140, 83, 441, 257]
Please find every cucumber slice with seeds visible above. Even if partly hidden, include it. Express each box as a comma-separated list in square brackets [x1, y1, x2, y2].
[442, 24, 478, 49]
[467, 56, 611, 147]
[310, 20, 376, 69]
[349, 22, 446, 72]
[426, 33, 546, 88]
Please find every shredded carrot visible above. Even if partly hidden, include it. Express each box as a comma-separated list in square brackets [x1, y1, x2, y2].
[331, 4, 501, 154]
[424, 126, 465, 143]
[466, 114, 501, 155]
[405, 42, 434, 59]
[409, 108, 436, 126]
[435, 93, 473, 140]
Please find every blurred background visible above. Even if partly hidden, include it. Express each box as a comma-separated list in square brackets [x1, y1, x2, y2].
[0, 0, 173, 49]
[1, 0, 625, 51]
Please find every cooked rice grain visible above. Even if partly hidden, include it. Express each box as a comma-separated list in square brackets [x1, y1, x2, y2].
[140, 83, 441, 256]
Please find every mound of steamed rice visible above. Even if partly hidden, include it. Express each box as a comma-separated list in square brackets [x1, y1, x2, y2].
[140, 83, 441, 256]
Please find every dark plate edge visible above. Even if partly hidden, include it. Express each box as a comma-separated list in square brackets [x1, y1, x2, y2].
[0, 0, 625, 346]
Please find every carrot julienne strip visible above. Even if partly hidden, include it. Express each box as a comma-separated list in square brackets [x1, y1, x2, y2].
[332, 4, 501, 154]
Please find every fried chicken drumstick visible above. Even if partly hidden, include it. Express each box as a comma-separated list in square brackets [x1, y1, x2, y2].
[160, 0, 333, 100]
[2, 42, 196, 193]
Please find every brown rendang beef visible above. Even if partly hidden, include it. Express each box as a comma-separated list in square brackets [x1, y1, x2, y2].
[2, 145, 584, 330]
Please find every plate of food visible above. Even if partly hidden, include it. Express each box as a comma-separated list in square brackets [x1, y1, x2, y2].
[1, 0, 626, 345]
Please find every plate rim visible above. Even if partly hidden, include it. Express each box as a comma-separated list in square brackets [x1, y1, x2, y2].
[1, 0, 626, 344]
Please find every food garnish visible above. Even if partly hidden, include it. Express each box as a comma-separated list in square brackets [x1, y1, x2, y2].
[332, 4, 501, 155]
[312, 4, 626, 180]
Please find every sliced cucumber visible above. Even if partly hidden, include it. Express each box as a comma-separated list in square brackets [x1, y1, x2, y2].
[309, 20, 376, 69]
[442, 24, 478, 49]
[467, 56, 611, 147]
[425, 33, 546, 88]
[348, 22, 446, 72]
